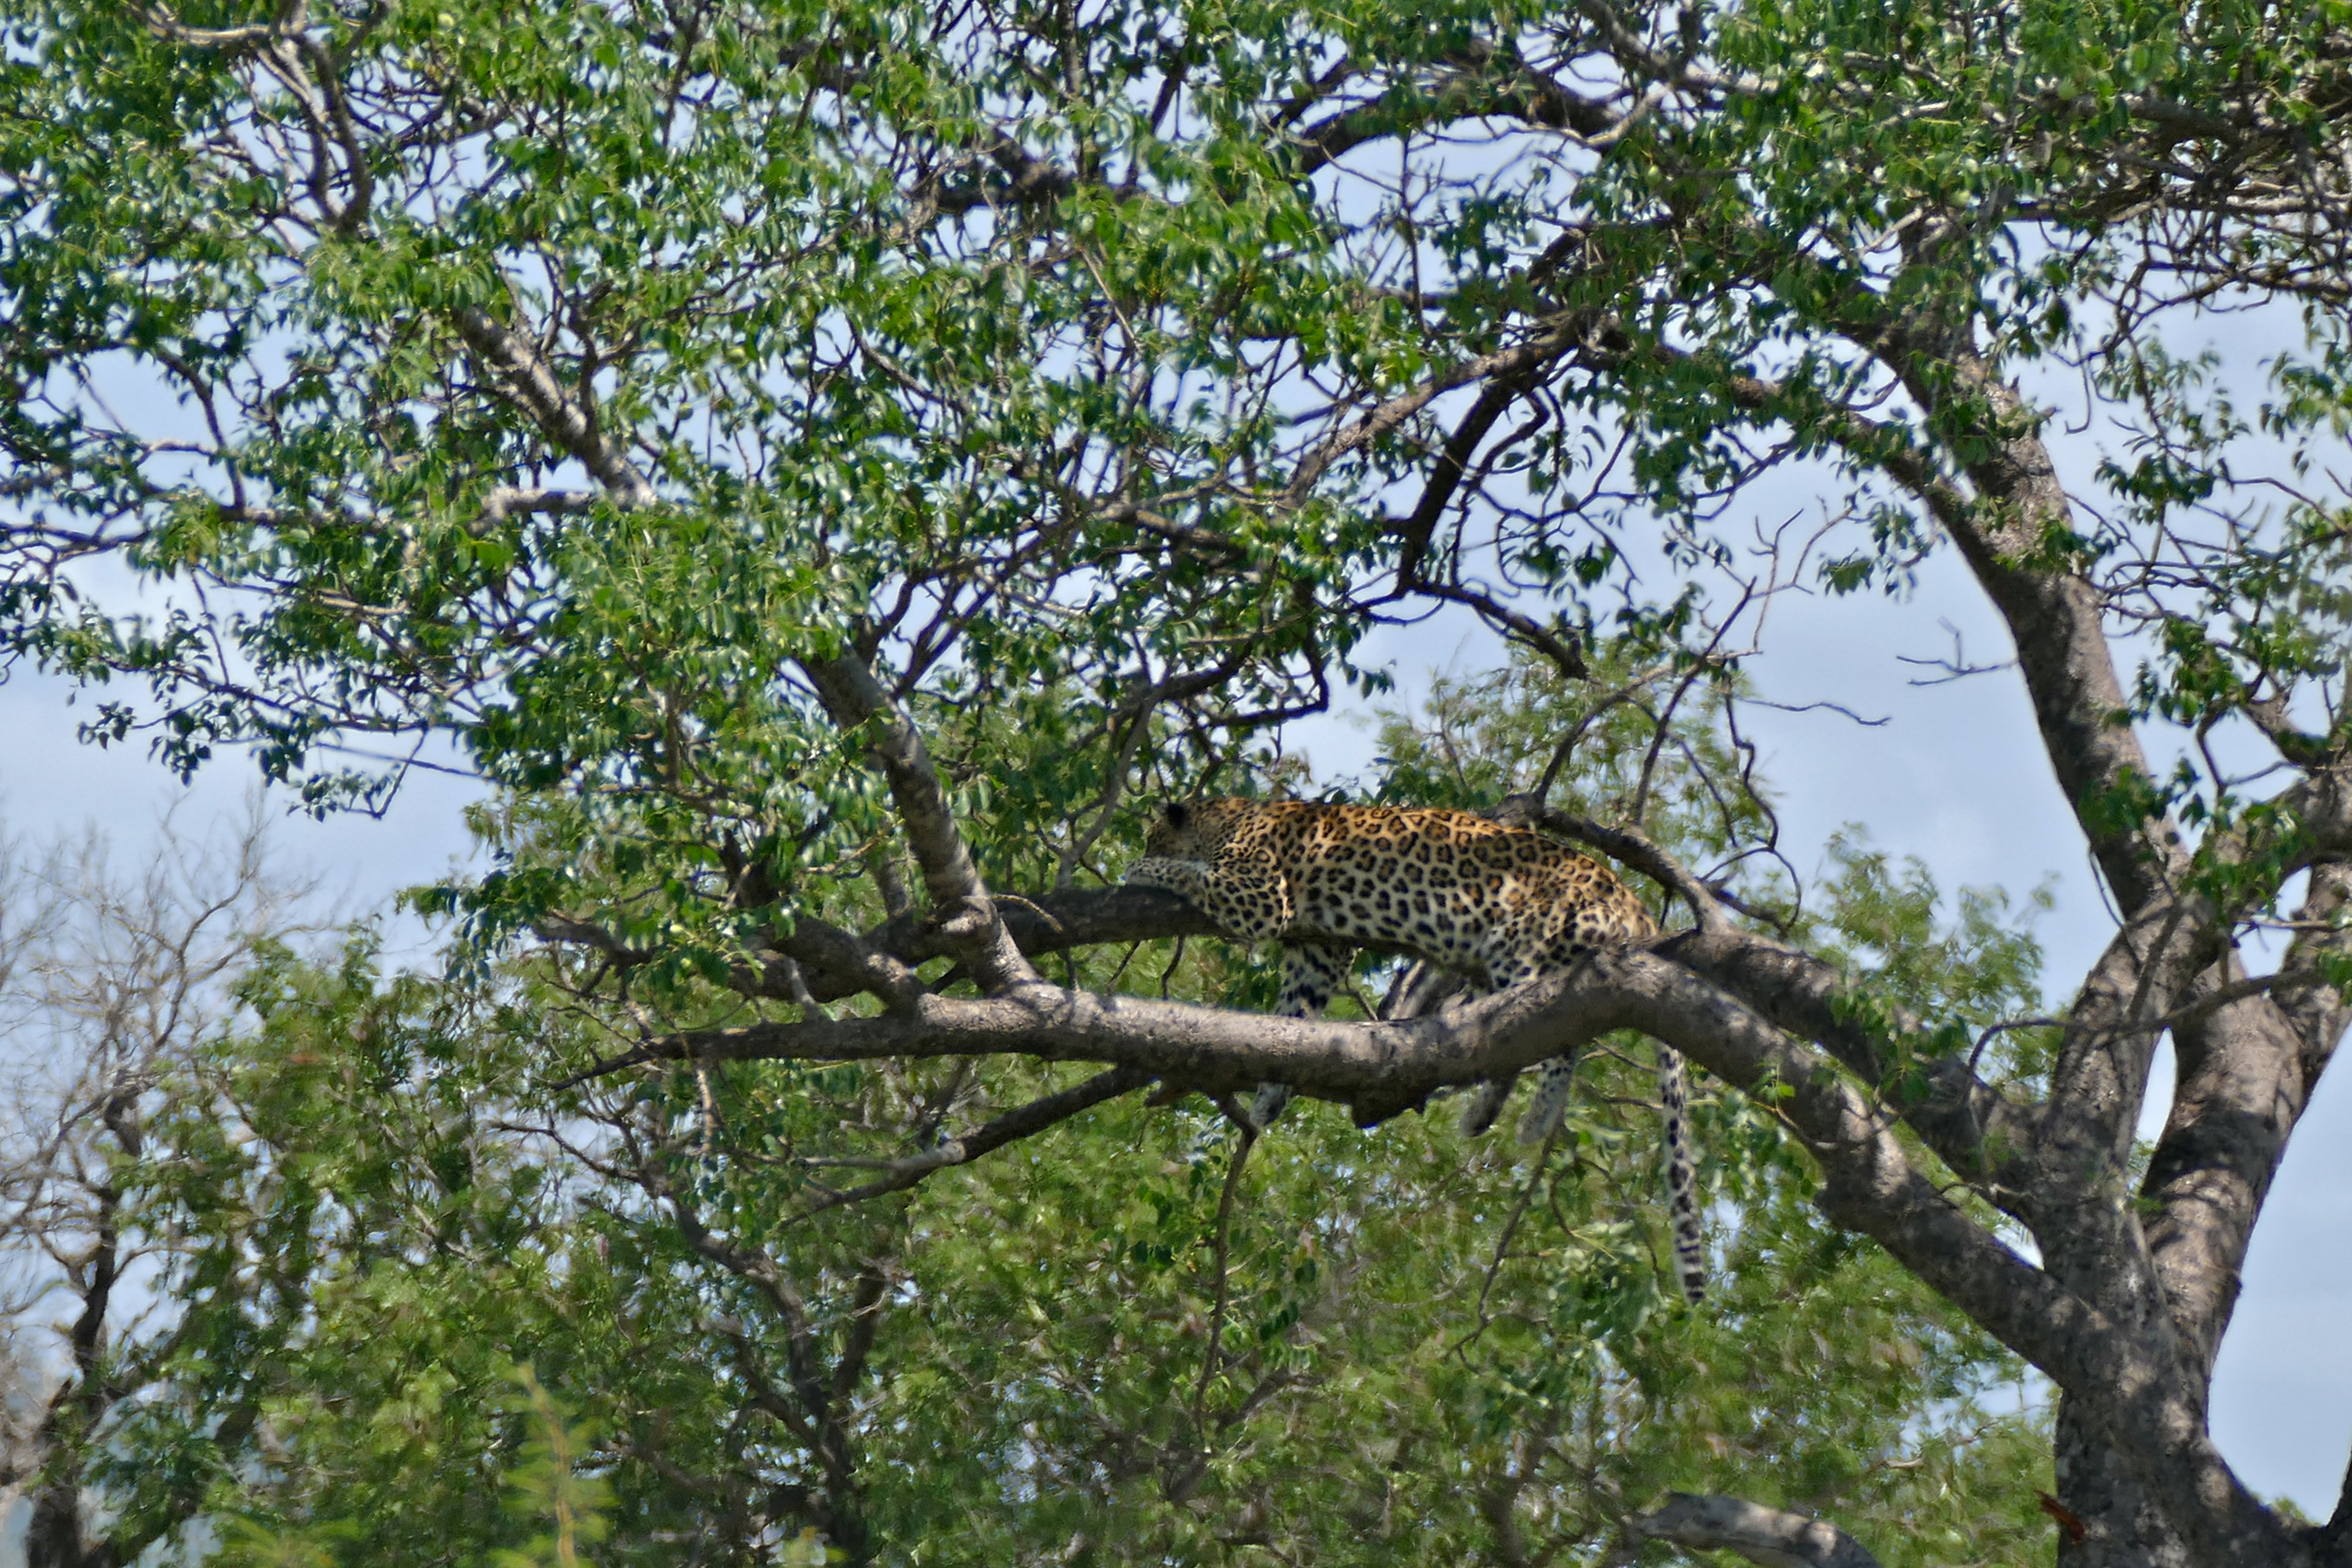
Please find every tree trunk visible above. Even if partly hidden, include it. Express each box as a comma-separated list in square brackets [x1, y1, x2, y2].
[24, 1450, 119, 1568]
[2056, 1397, 2193, 1568]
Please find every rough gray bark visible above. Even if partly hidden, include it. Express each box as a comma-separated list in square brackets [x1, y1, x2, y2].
[1868, 345, 2351, 1568]
[2055, 1399, 2194, 1568]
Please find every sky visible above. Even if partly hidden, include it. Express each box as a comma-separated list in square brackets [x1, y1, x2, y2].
[0, 673, 486, 962]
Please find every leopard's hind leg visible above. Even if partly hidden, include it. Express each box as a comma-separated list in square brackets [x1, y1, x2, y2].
[1462, 1051, 1584, 1140]
[1250, 940, 1352, 1130]
[1460, 947, 1555, 1137]
[1459, 1074, 1514, 1136]
[1514, 1049, 1583, 1145]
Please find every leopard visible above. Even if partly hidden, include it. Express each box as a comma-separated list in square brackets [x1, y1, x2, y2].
[1125, 797, 1707, 1304]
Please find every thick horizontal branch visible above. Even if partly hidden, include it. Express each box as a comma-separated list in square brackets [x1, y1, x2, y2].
[668, 953, 2073, 1372]
[542, 874, 2042, 1213]
[843, 878, 2044, 1207]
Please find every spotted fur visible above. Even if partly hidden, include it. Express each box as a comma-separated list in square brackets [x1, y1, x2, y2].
[1127, 797, 1707, 1304]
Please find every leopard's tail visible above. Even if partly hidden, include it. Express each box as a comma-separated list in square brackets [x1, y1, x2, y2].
[1657, 1044, 1708, 1304]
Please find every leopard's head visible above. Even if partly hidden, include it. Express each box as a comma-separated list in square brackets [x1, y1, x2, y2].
[1126, 799, 1259, 889]
[1140, 798, 1256, 861]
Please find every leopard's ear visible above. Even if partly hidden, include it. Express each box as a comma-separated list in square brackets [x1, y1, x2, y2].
[1163, 802, 1191, 830]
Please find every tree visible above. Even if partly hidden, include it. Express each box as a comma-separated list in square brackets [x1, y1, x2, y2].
[0, 808, 317, 1568]
[4, 0, 2351, 1562]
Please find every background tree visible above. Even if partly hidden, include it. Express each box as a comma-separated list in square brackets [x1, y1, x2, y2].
[0, 809, 315, 1568]
[4, 0, 2352, 1562]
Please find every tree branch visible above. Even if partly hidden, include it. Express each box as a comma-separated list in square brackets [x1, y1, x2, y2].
[1282, 330, 1579, 505]
[1606, 1492, 1882, 1568]
[796, 654, 1039, 992]
[790, 1066, 1150, 1220]
[1920, 360, 2180, 915]
[1584, 219, 2186, 916]
[451, 306, 658, 506]
[2139, 861, 2352, 1375]
[1661, 926, 2041, 1211]
[2139, 960, 2314, 1377]
[2272, 860, 2352, 1088]
[1492, 795, 1733, 935]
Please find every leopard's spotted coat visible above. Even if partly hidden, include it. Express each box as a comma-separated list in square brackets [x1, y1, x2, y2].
[1127, 798, 1706, 1304]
